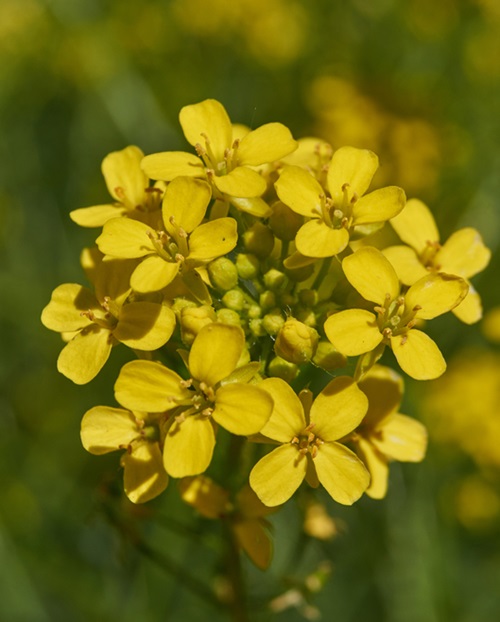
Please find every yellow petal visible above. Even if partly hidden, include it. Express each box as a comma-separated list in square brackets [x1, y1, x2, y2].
[57, 326, 113, 384]
[96, 218, 155, 258]
[352, 186, 406, 225]
[188, 217, 237, 261]
[130, 255, 179, 293]
[182, 268, 212, 304]
[189, 323, 245, 386]
[213, 383, 273, 435]
[122, 441, 169, 503]
[405, 273, 468, 320]
[311, 377, 368, 441]
[114, 302, 176, 350]
[327, 146, 378, 204]
[390, 198, 439, 253]
[324, 309, 382, 356]
[390, 330, 446, 380]
[358, 365, 403, 426]
[233, 519, 273, 570]
[81, 406, 139, 454]
[382, 245, 428, 286]
[259, 378, 306, 442]
[275, 165, 323, 217]
[295, 220, 349, 258]
[179, 475, 230, 518]
[356, 437, 388, 500]
[93, 257, 136, 307]
[314, 442, 369, 504]
[343, 247, 400, 304]
[435, 227, 491, 278]
[238, 122, 297, 165]
[70, 204, 127, 227]
[373, 413, 427, 462]
[115, 360, 189, 412]
[229, 196, 272, 218]
[41, 284, 98, 332]
[179, 99, 232, 163]
[164, 415, 216, 477]
[213, 167, 266, 198]
[102, 146, 148, 209]
[250, 444, 307, 506]
[452, 286, 483, 325]
[141, 151, 204, 181]
[162, 176, 212, 235]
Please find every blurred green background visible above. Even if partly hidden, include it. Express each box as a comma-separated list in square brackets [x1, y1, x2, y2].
[1, 0, 500, 620]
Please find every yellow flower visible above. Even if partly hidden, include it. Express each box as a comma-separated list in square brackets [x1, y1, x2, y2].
[81, 405, 168, 504]
[41, 257, 176, 384]
[274, 146, 406, 258]
[141, 99, 298, 216]
[249, 377, 369, 506]
[355, 365, 427, 499]
[96, 176, 237, 301]
[324, 246, 468, 380]
[70, 146, 164, 228]
[180, 476, 276, 570]
[114, 324, 273, 478]
[383, 198, 491, 324]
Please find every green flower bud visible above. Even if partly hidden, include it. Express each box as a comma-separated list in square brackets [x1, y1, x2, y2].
[279, 293, 298, 308]
[295, 307, 317, 328]
[274, 317, 319, 364]
[243, 222, 275, 257]
[299, 289, 319, 307]
[262, 310, 285, 336]
[222, 288, 246, 311]
[180, 305, 216, 345]
[207, 257, 238, 291]
[236, 253, 260, 280]
[247, 304, 262, 319]
[269, 201, 303, 241]
[312, 341, 347, 372]
[171, 297, 197, 319]
[268, 356, 299, 383]
[263, 268, 287, 291]
[285, 264, 315, 282]
[249, 318, 266, 338]
[216, 308, 242, 327]
[259, 290, 276, 310]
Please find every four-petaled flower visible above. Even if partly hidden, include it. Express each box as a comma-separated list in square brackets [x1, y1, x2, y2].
[249, 377, 370, 506]
[114, 323, 274, 478]
[324, 246, 469, 380]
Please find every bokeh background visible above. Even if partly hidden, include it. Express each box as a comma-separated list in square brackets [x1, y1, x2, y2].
[1, 0, 500, 620]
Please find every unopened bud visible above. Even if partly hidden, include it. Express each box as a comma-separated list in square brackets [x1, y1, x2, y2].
[269, 201, 303, 241]
[249, 318, 266, 337]
[312, 341, 347, 371]
[216, 308, 242, 327]
[274, 318, 319, 364]
[180, 305, 216, 345]
[236, 253, 260, 280]
[243, 222, 274, 257]
[260, 290, 276, 310]
[263, 268, 287, 291]
[222, 288, 245, 311]
[262, 310, 285, 336]
[285, 264, 315, 282]
[268, 356, 299, 383]
[207, 257, 238, 291]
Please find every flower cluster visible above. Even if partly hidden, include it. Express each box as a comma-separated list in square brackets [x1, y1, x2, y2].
[42, 99, 490, 566]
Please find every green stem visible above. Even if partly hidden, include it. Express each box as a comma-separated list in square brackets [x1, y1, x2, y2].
[223, 521, 250, 622]
[311, 256, 333, 291]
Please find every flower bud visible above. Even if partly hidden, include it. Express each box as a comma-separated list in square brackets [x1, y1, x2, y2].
[259, 290, 276, 310]
[274, 318, 319, 364]
[312, 341, 347, 371]
[236, 253, 260, 280]
[262, 310, 285, 336]
[249, 318, 266, 337]
[263, 268, 287, 291]
[180, 305, 216, 345]
[269, 201, 303, 241]
[267, 356, 298, 383]
[299, 289, 318, 307]
[285, 264, 315, 282]
[243, 222, 275, 257]
[222, 288, 245, 311]
[216, 308, 242, 327]
[207, 257, 238, 291]
[247, 304, 262, 319]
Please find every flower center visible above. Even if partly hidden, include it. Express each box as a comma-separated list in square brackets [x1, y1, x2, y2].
[291, 423, 324, 459]
[374, 293, 422, 341]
